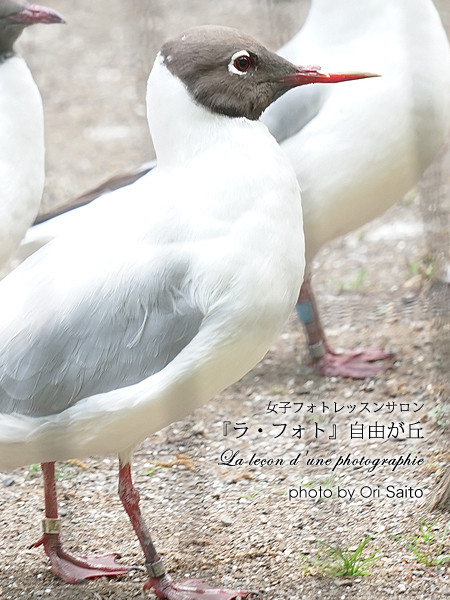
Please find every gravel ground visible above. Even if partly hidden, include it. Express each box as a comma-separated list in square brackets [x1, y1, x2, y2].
[1, 1, 449, 599]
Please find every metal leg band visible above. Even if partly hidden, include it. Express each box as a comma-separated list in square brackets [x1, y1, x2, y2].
[146, 558, 166, 578]
[308, 341, 326, 359]
[42, 517, 61, 534]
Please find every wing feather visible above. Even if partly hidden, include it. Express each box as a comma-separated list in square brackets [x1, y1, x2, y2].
[0, 241, 204, 417]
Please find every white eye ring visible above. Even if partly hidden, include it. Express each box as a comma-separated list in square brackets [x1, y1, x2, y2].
[228, 50, 252, 75]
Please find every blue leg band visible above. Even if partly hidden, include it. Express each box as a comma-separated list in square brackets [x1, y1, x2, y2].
[297, 300, 314, 324]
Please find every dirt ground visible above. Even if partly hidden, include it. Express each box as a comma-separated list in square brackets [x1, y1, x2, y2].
[1, 1, 449, 599]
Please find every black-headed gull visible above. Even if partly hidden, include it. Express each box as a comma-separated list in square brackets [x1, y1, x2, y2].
[0, 0, 64, 270]
[0, 25, 374, 599]
[27, 0, 450, 379]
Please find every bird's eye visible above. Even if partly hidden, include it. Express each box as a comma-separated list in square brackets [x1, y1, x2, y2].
[234, 55, 251, 72]
[228, 50, 252, 75]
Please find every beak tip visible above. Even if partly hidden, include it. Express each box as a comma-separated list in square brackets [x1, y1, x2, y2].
[322, 70, 382, 84]
[10, 6, 66, 26]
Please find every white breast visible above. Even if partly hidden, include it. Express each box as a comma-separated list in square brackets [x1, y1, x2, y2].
[0, 56, 45, 268]
[263, 0, 450, 261]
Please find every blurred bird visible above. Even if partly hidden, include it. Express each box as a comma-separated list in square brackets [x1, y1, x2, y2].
[262, 0, 450, 377]
[0, 0, 64, 270]
[0, 25, 374, 599]
[24, 0, 450, 379]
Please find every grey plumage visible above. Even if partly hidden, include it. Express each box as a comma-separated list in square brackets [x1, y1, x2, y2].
[0, 244, 203, 417]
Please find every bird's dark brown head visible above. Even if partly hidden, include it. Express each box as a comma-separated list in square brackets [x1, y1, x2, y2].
[0, 0, 64, 56]
[161, 25, 378, 121]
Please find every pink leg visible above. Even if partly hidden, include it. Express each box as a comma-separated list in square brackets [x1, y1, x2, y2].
[118, 458, 257, 599]
[297, 273, 395, 379]
[33, 462, 129, 583]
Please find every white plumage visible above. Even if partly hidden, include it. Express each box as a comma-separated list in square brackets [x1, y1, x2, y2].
[0, 0, 63, 270]
[263, 0, 450, 261]
[0, 56, 45, 268]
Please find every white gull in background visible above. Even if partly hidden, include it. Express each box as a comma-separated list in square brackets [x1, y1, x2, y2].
[0, 0, 64, 270]
[0, 25, 374, 599]
[25, 0, 450, 379]
[262, 0, 450, 377]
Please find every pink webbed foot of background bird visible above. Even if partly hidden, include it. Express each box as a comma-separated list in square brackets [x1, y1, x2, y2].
[145, 573, 259, 600]
[34, 533, 129, 583]
[297, 277, 395, 379]
[312, 346, 395, 379]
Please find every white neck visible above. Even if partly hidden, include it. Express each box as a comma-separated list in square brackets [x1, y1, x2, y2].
[147, 54, 252, 167]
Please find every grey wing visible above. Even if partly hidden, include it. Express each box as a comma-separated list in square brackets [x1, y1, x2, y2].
[262, 84, 328, 143]
[0, 251, 203, 418]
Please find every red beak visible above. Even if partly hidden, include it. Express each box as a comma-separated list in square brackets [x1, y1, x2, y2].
[282, 65, 380, 87]
[9, 4, 65, 25]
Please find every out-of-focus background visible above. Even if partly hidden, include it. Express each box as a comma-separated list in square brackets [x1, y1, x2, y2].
[1, 2, 449, 599]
